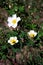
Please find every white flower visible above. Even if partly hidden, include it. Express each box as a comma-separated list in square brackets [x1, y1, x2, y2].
[27, 30, 37, 38]
[8, 36, 18, 45]
[7, 14, 21, 28]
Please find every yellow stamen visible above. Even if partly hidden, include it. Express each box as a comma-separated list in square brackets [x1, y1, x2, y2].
[29, 34, 34, 38]
[12, 19, 16, 24]
[10, 39, 16, 44]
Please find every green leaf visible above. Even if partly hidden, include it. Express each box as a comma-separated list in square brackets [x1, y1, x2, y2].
[18, 6, 24, 12]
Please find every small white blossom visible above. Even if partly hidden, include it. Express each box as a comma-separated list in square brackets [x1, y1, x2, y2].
[7, 14, 21, 28]
[27, 30, 37, 38]
[8, 36, 18, 45]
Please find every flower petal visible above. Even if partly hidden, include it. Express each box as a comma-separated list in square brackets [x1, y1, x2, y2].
[8, 23, 12, 27]
[10, 37, 14, 40]
[16, 40, 18, 43]
[29, 30, 34, 33]
[12, 14, 17, 19]
[12, 23, 17, 28]
[7, 17, 12, 22]
[8, 40, 10, 43]
[17, 17, 21, 22]
[14, 36, 17, 40]
[34, 32, 37, 36]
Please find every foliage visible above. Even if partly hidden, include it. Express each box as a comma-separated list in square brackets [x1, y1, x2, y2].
[0, 0, 43, 65]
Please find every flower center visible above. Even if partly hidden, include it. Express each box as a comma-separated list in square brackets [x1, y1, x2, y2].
[10, 39, 16, 44]
[29, 34, 34, 38]
[12, 19, 16, 24]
